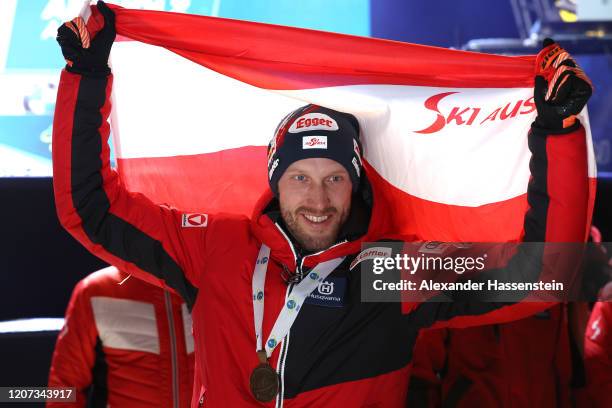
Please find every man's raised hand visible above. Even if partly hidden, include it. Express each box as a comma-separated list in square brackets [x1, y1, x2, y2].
[56, 1, 116, 77]
[533, 38, 593, 130]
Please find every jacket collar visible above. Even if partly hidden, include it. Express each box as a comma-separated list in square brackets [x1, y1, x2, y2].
[250, 167, 390, 270]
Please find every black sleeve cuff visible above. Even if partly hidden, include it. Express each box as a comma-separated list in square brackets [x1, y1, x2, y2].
[530, 118, 582, 136]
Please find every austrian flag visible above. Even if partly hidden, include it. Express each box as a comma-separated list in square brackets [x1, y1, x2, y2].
[87, 4, 595, 243]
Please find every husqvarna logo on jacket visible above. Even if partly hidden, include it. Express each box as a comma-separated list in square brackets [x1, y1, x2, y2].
[317, 281, 334, 295]
[306, 277, 346, 308]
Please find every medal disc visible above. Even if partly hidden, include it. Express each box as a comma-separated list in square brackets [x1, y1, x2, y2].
[250, 363, 279, 402]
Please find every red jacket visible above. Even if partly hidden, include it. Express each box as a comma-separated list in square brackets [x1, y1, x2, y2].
[47, 266, 195, 407]
[52, 70, 590, 407]
[584, 301, 612, 407]
[410, 304, 572, 407]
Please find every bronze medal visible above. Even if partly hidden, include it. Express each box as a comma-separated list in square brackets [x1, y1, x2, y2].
[250, 350, 279, 402]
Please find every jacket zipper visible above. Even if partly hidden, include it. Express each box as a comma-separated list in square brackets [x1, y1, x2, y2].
[164, 291, 179, 408]
[271, 223, 348, 408]
[275, 282, 294, 408]
[273, 223, 299, 408]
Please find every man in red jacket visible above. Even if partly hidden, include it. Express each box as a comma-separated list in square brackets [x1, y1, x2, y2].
[52, 2, 592, 407]
[47, 266, 195, 407]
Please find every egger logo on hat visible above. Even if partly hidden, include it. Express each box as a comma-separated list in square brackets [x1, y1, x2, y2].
[289, 113, 339, 133]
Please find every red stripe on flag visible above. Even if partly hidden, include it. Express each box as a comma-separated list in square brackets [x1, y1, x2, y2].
[99, 4, 536, 90]
[117, 146, 269, 216]
[116, 151, 588, 243]
[364, 162, 531, 242]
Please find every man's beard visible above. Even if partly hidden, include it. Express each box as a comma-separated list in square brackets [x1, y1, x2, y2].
[281, 206, 350, 253]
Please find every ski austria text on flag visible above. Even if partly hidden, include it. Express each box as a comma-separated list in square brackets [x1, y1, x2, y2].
[84, 4, 596, 243]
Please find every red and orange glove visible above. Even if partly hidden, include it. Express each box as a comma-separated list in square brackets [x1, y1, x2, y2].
[533, 38, 593, 131]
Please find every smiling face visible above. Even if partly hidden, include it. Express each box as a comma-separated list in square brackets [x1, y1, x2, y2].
[278, 158, 353, 252]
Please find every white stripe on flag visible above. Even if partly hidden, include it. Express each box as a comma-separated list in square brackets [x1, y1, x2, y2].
[110, 42, 303, 159]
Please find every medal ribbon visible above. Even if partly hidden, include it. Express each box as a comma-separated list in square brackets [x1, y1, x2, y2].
[252, 244, 344, 357]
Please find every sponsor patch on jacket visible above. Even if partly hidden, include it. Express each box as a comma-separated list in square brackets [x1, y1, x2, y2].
[350, 246, 393, 270]
[182, 213, 208, 228]
[305, 276, 346, 308]
[289, 113, 339, 133]
[302, 136, 328, 149]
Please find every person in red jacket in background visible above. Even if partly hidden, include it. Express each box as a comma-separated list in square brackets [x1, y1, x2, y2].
[47, 266, 195, 408]
[408, 304, 574, 407]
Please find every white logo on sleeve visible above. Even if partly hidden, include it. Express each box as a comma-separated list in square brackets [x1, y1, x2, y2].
[289, 113, 338, 133]
[182, 213, 208, 228]
[303, 136, 328, 149]
[591, 317, 602, 340]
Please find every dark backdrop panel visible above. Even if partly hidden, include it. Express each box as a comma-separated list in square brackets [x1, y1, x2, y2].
[0, 178, 107, 321]
[0, 331, 58, 385]
[593, 178, 612, 240]
[370, 0, 518, 48]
